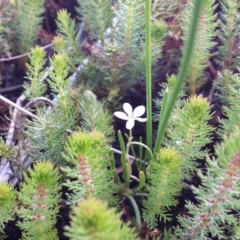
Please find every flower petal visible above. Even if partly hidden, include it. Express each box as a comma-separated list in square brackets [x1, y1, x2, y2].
[135, 117, 147, 122]
[114, 111, 129, 120]
[176, 141, 182, 145]
[123, 103, 133, 117]
[133, 106, 145, 118]
[126, 119, 135, 129]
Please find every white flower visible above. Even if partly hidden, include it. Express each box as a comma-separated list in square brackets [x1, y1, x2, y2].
[114, 103, 147, 130]
[83, 58, 88, 65]
[176, 141, 182, 145]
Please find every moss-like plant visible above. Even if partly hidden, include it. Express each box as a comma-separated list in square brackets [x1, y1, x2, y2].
[78, 90, 114, 140]
[64, 197, 137, 240]
[174, 128, 240, 239]
[2, 0, 240, 238]
[0, 137, 15, 159]
[214, 70, 240, 137]
[0, 0, 14, 58]
[217, 0, 240, 69]
[17, 161, 61, 240]
[76, 0, 112, 46]
[151, 0, 180, 21]
[62, 130, 119, 208]
[165, 95, 214, 180]
[182, 0, 217, 95]
[55, 1, 166, 105]
[143, 147, 182, 227]
[15, 0, 45, 55]
[0, 182, 16, 237]
[23, 46, 47, 100]
[215, 69, 240, 105]
[54, 9, 82, 71]
[24, 53, 77, 165]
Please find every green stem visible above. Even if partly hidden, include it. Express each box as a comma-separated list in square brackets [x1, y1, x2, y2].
[129, 141, 153, 161]
[117, 130, 129, 188]
[133, 192, 148, 197]
[154, 87, 168, 153]
[109, 150, 121, 184]
[154, 0, 203, 151]
[145, 0, 152, 154]
[125, 130, 133, 179]
[139, 136, 143, 170]
[124, 194, 141, 228]
[134, 171, 146, 192]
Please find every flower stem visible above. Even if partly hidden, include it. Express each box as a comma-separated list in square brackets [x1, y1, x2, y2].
[125, 130, 133, 179]
[129, 141, 153, 161]
[117, 130, 129, 188]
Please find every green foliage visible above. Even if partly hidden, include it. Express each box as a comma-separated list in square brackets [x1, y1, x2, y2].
[54, 9, 82, 68]
[165, 95, 214, 180]
[218, 70, 240, 136]
[151, 0, 180, 21]
[182, 0, 217, 94]
[151, 19, 167, 60]
[114, 0, 145, 51]
[113, 0, 166, 89]
[24, 53, 76, 165]
[63, 0, 166, 102]
[217, 0, 240, 69]
[23, 46, 47, 99]
[153, 74, 185, 123]
[174, 128, 240, 240]
[90, 39, 131, 95]
[0, 182, 16, 235]
[15, 0, 45, 54]
[62, 130, 119, 207]
[78, 90, 114, 140]
[215, 69, 240, 104]
[0, 0, 13, 57]
[76, 0, 112, 46]
[64, 197, 137, 240]
[3, 0, 240, 239]
[232, 219, 240, 240]
[47, 54, 76, 120]
[0, 137, 15, 159]
[151, 0, 204, 156]
[143, 147, 182, 228]
[25, 108, 73, 165]
[17, 161, 61, 240]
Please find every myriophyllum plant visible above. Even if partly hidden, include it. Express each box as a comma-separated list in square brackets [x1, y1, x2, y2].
[0, 182, 16, 237]
[62, 130, 119, 208]
[174, 128, 240, 239]
[65, 197, 137, 240]
[17, 161, 61, 240]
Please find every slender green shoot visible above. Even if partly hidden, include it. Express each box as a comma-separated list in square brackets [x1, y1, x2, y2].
[153, 0, 203, 154]
[145, 0, 152, 153]
[154, 87, 169, 153]
[125, 194, 141, 229]
[129, 141, 153, 161]
[139, 136, 143, 170]
[117, 130, 129, 188]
